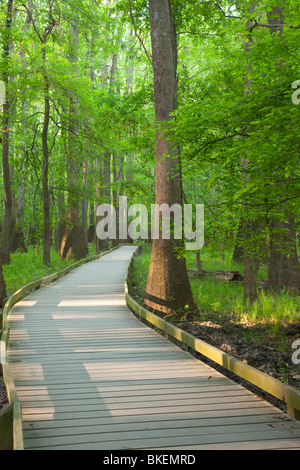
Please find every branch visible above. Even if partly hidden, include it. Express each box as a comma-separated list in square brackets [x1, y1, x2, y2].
[187, 132, 249, 160]
[128, 0, 152, 65]
[248, 18, 300, 32]
[21, 3, 43, 42]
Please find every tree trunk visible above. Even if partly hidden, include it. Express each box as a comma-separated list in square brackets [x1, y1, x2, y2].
[0, 251, 6, 307]
[241, 2, 261, 304]
[55, 192, 66, 252]
[61, 20, 87, 261]
[95, 154, 110, 252]
[264, 6, 300, 294]
[1, 0, 14, 265]
[11, 1, 32, 254]
[81, 160, 89, 257]
[41, 43, 51, 265]
[265, 208, 300, 294]
[232, 219, 244, 263]
[144, 0, 197, 319]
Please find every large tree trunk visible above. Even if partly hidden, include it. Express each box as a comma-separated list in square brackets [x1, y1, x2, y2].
[144, 0, 197, 319]
[1, 0, 14, 265]
[60, 20, 87, 261]
[264, 6, 300, 294]
[265, 212, 300, 294]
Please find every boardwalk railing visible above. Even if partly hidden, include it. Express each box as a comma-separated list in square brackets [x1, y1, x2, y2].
[0, 245, 121, 451]
[124, 249, 300, 423]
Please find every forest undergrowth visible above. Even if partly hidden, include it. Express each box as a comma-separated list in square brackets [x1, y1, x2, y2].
[131, 244, 300, 398]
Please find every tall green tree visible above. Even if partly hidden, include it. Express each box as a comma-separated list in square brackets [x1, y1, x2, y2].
[1, 0, 14, 265]
[144, 0, 197, 319]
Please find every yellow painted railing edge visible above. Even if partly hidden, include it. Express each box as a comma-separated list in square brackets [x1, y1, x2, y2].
[2, 364, 23, 451]
[125, 251, 300, 422]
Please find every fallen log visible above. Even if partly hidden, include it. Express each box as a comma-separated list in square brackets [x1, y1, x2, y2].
[188, 269, 244, 282]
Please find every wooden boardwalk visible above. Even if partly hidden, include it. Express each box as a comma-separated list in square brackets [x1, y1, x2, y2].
[6, 245, 300, 450]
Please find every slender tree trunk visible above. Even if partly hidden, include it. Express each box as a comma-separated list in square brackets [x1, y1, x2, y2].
[112, 153, 121, 247]
[233, 219, 244, 263]
[11, 2, 32, 254]
[144, 0, 197, 319]
[95, 154, 110, 252]
[12, 168, 27, 253]
[61, 20, 87, 261]
[26, 5, 58, 265]
[81, 161, 89, 256]
[0, 251, 6, 307]
[41, 43, 51, 265]
[1, 0, 14, 265]
[56, 192, 66, 251]
[242, 2, 261, 304]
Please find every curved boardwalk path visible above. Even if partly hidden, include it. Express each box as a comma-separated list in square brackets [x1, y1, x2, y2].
[6, 246, 300, 450]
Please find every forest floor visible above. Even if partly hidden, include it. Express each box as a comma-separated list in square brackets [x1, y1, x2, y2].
[129, 246, 300, 414]
[130, 284, 300, 413]
[130, 284, 300, 414]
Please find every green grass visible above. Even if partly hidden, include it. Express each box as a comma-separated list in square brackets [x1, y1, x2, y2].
[3, 245, 97, 297]
[133, 243, 300, 327]
[190, 276, 300, 325]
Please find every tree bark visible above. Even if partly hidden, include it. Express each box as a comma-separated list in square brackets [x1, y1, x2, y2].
[0, 251, 6, 307]
[26, 3, 57, 265]
[61, 19, 87, 261]
[81, 160, 89, 257]
[41, 42, 51, 265]
[265, 212, 300, 294]
[232, 219, 244, 263]
[1, 0, 14, 265]
[95, 154, 110, 252]
[264, 6, 300, 294]
[241, 2, 261, 304]
[144, 0, 197, 319]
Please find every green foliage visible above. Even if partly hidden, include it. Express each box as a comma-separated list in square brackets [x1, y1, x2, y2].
[133, 245, 300, 327]
[3, 244, 97, 297]
[0, 0, 299, 320]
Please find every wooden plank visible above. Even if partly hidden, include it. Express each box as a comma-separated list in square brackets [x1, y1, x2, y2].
[23, 428, 300, 451]
[22, 413, 285, 437]
[16, 384, 248, 400]
[22, 420, 300, 450]
[21, 407, 284, 433]
[155, 440, 300, 450]
[20, 401, 282, 422]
